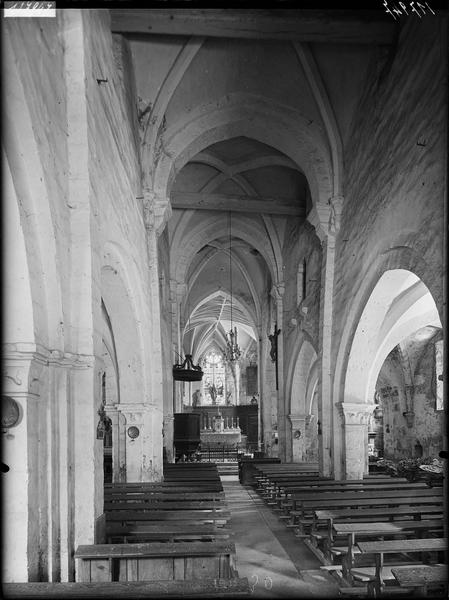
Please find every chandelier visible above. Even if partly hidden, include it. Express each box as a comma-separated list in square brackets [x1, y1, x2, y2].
[172, 297, 204, 382]
[224, 211, 241, 362]
[172, 353, 203, 382]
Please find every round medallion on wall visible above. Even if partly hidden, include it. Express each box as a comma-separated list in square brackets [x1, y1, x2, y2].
[2, 396, 21, 429]
[127, 426, 140, 439]
[294, 430, 301, 440]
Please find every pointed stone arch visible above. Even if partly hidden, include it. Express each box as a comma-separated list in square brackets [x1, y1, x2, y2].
[334, 250, 443, 479]
[285, 335, 318, 462]
[152, 92, 333, 225]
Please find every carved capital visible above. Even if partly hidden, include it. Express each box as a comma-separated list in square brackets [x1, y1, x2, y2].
[307, 195, 344, 241]
[338, 402, 376, 426]
[288, 414, 307, 430]
[271, 282, 285, 301]
[116, 403, 151, 425]
[143, 188, 171, 236]
[2, 352, 46, 398]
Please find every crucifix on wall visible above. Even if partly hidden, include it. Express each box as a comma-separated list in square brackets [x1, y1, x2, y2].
[269, 323, 281, 390]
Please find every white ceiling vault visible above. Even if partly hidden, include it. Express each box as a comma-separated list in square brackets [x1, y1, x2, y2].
[111, 8, 396, 362]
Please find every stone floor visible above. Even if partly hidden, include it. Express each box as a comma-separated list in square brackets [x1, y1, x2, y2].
[221, 476, 340, 598]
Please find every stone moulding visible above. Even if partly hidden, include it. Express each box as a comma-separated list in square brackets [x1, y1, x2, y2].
[337, 402, 376, 425]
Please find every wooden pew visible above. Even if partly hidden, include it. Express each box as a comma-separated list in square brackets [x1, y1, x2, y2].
[333, 520, 444, 582]
[104, 500, 228, 512]
[238, 457, 281, 485]
[288, 489, 443, 526]
[2, 578, 251, 598]
[391, 565, 448, 597]
[105, 482, 223, 490]
[310, 505, 444, 544]
[105, 486, 224, 496]
[356, 537, 447, 596]
[276, 481, 428, 511]
[106, 509, 231, 526]
[257, 475, 327, 500]
[105, 491, 226, 503]
[291, 495, 443, 542]
[75, 541, 238, 582]
[105, 523, 234, 544]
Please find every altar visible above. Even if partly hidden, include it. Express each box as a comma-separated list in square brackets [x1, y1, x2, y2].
[200, 413, 241, 445]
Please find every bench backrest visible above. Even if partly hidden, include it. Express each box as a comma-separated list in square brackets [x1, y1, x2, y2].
[357, 537, 447, 554]
[279, 477, 410, 488]
[302, 495, 442, 510]
[315, 505, 443, 520]
[291, 488, 443, 504]
[284, 482, 427, 496]
[106, 509, 231, 522]
[75, 541, 237, 582]
[104, 501, 228, 511]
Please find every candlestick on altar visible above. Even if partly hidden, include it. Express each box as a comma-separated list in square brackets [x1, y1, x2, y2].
[237, 417, 240, 429]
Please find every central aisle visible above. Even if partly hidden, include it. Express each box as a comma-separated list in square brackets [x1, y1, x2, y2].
[221, 478, 339, 598]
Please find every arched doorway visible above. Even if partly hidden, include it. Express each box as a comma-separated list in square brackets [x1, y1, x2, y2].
[287, 340, 318, 463]
[342, 269, 443, 479]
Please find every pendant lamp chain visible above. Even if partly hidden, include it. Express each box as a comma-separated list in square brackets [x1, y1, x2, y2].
[225, 211, 241, 362]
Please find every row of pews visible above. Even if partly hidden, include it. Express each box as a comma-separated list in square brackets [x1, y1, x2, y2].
[4, 463, 250, 599]
[253, 462, 447, 598]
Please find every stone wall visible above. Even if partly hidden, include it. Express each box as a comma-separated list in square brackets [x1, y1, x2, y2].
[3, 9, 164, 582]
[377, 331, 444, 460]
[331, 17, 446, 473]
[334, 18, 446, 334]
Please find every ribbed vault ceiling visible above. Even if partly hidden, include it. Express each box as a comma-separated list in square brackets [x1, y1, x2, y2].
[173, 136, 304, 359]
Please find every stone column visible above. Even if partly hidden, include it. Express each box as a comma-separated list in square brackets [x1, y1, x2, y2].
[2, 350, 45, 581]
[116, 404, 152, 482]
[163, 414, 175, 463]
[308, 195, 343, 477]
[143, 189, 171, 481]
[288, 414, 307, 462]
[339, 403, 376, 479]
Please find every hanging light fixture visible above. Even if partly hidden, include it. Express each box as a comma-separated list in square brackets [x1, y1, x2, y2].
[172, 297, 204, 382]
[225, 211, 241, 362]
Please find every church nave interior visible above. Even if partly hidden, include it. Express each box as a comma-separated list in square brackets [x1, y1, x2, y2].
[2, 6, 447, 598]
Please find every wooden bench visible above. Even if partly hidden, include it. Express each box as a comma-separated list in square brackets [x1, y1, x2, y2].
[391, 564, 448, 596]
[3, 578, 251, 598]
[75, 541, 238, 582]
[105, 482, 223, 491]
[104, 500, 228, 512]
[309, 506, 444, 545]
[356, 537, 447, 596]
[288, 491, 443, 526]
[105, 491, 226, 503]
[276, 482, 428, 510]
[257, 475, 326, 499]
[104, 481, 224, 497]
[106, 523, 234, 544]
[258, 474, 407, 501]
[106, 509, 231, 526]
[331, 520, 444, 582]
